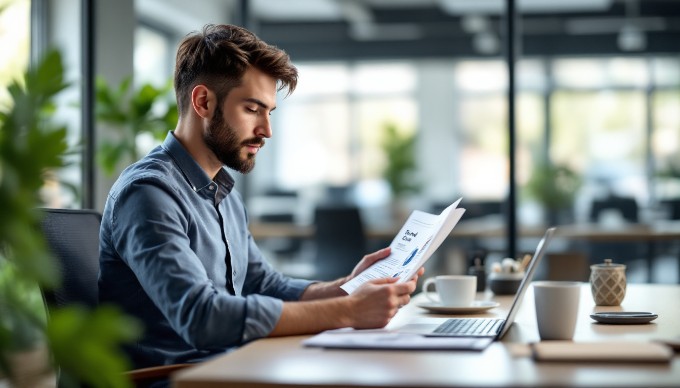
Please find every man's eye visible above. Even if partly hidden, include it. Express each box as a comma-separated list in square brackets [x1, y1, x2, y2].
[246, 107, 257, 113]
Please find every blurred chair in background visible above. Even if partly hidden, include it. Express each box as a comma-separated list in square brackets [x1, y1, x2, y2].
[312, 205, 367, 281]
[257, 212, 303, 262]
[251, 189, 312, 277]
[588, 194, 644, 280]
[589, 194, 639, 224]
[324, 185, 356, 206]
[661, 198, 680, 220]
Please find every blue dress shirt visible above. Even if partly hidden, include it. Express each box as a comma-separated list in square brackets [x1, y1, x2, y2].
[99, 131, 312, 368]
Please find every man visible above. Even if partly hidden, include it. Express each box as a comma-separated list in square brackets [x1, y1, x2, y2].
[99, 24, 422, 370]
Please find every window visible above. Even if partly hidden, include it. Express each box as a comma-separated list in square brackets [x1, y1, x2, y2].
[455, 60, 546, 209]
[552, 90, 647, 203]
[553, 57, 648, 89]
[132, 24, 176, 156]
[0, 0, 30, 106]
[273, 62, 417, 191]
[653, 90, 680, 200]
[263, 54, 679, 228]
[134, 25, 173, 88]
[551, 57, 652, 221]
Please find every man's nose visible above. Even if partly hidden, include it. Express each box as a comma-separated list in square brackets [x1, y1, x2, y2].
[257, 115, 272, 138]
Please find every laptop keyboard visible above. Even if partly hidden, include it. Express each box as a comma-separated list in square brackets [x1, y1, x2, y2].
[432, 318, 504, 337]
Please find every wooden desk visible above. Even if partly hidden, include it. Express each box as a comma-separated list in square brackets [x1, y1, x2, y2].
[173, 283, 680, 387]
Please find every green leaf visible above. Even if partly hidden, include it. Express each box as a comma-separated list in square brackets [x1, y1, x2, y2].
[47, 306, 142, 388]
[97, 142, 130, 175]
[0, 268, 46, 352]
[115, 76, 132, 100]
[94, 76, 176, 175]
[525, 163, 581, 211]
[1, 48, 145, 388]
[131, 84, 162, 117]
[381, 122, 420, 197]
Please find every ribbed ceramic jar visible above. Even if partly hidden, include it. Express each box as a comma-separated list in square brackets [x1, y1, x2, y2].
[590, 259, 626, 306]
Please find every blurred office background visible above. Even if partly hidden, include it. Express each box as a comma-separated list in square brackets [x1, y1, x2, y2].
[2, 0, 679, 283]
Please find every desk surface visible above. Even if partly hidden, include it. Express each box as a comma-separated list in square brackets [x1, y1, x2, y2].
[173, 283, 680, 387]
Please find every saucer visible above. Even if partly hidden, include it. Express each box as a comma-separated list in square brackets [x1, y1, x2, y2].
[416, 300, 500, 314]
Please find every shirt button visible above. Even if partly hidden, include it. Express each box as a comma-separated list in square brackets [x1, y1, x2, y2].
[208, 185, 215, 191]
[232, 269, 237, 276]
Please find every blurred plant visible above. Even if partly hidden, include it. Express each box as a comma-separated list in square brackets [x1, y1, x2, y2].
[525, 162, 581, 213]
[656, 158, 680, 179]
[0, 48, 141, 387]
[95, 76, 177, 175]
[381, 122, 421, 198]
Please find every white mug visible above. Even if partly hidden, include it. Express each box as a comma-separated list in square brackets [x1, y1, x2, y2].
[533, 281, 581, 340]
[422, 275, 477, 307]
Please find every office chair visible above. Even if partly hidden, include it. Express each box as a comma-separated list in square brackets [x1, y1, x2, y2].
[661, 199, 680, 220]
[256, 188, 304, 262]
[39, 208, 190, 387]
[589, 195, 639, 223]
[312, 205, 367, 281]
[587, 195, 643, 277]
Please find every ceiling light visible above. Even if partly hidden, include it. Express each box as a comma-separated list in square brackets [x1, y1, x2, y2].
[618, 24, 646, 51]
[439, 0, 611, 15]
[473, 31, 500, 55]
[462, 15, 489, 34]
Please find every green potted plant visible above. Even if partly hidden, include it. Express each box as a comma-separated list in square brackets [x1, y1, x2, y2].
[524, 162, 581, 225]
[655, 157, 680, 198]
[380, 122, 421, 221]
[0, 49, 141, 388]
[95, 76, 177, 175]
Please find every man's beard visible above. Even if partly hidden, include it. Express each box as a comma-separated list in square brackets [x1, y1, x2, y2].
[204, 104, 264, 174]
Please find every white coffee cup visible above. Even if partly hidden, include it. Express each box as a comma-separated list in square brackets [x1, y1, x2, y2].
[533, 281, 581, 340]
[422, 275, 477, 307]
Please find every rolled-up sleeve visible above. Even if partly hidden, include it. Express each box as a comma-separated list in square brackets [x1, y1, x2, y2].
[241, 294, 282, 342]
[238, 229, 313, 342]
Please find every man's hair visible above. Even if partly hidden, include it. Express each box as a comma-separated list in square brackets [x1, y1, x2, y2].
[174, 24, 298, 115]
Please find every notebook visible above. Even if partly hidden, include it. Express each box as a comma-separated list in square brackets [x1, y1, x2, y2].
[396, 227, 556, 343]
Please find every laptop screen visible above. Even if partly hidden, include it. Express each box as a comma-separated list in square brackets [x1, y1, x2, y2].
[496, 227, 556, 339]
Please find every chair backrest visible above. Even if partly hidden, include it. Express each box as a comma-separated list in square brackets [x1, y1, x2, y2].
[40, 208, 102, 310]
[589, 195, 639, 223]
[313, 205, 367, 281]
[662, 199, 680, 220]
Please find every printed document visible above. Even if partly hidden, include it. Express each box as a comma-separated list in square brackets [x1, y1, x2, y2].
[303, 328, 491, 351]
[341, 198, 465, 294]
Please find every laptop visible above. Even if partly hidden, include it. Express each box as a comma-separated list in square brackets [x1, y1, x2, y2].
[396, 227, 556, 345]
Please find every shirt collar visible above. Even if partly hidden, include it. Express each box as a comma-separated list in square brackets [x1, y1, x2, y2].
[161, 131, 235, 195]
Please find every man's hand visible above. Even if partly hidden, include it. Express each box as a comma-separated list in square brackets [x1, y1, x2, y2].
[344, 275, 419, 329]
[299, 245, 423, 307]
[301, 247, 393, 300]
[346, 247, 392, 281]
[272, 265, 425, 336]
[346, 246, 425, 282]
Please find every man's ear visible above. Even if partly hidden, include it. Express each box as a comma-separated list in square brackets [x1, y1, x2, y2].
[191, 85, 216, 119]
